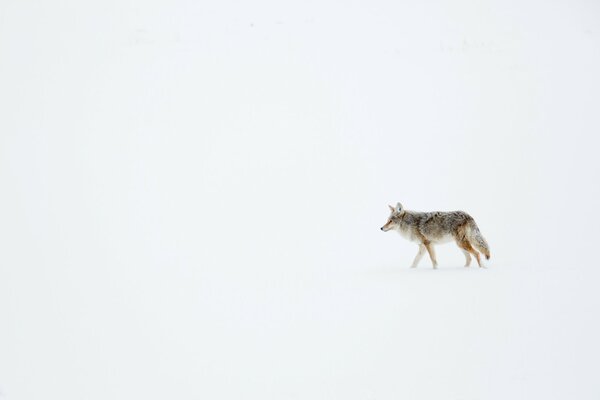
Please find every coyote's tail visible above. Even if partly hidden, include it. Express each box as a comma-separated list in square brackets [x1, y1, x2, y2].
[467, 220, 490, 260]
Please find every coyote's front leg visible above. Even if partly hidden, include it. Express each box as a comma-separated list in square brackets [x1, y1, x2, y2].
[424, 242, 438, 269]
[411, 244, 426, 268]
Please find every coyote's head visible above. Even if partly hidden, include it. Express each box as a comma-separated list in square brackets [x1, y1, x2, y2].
[380, 202, 404, 232]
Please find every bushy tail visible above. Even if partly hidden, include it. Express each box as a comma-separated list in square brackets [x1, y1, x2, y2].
[468, 220, 490, 260]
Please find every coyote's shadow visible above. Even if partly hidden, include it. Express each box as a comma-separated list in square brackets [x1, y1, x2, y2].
[368, 265, 482, 274]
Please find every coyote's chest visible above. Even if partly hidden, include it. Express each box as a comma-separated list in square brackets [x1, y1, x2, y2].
[396, 224, 418, 242]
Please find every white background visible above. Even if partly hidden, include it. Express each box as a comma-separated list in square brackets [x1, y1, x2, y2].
[1, 0, 600, 399]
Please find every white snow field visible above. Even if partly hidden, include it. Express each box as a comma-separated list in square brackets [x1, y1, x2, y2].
[1, 0, 600, 399]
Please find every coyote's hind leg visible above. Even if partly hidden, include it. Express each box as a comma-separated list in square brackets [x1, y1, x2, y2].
[457, 240, 483, 268]
[461, 249, 472, 267]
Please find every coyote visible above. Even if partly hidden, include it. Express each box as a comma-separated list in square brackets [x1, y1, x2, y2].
[380, 203, 490, 268]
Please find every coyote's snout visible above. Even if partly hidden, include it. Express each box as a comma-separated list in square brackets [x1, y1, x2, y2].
[381, 202, 490, 269]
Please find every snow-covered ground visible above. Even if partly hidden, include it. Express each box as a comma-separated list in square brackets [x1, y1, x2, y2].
[3, 259, 599, 399]
[1, 0, 600, 399]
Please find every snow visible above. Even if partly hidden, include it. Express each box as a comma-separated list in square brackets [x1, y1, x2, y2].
[1, 0, 600, 399]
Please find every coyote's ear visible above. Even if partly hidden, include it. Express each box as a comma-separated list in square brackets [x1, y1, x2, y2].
[396, 202, 403, 212]
[388, 204, 394, 213]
